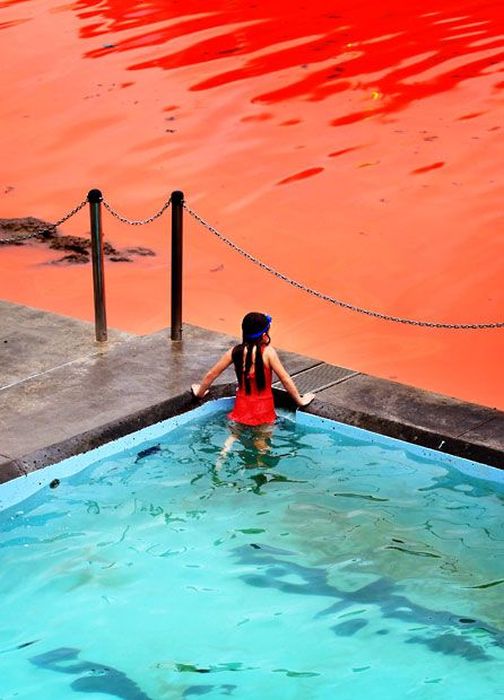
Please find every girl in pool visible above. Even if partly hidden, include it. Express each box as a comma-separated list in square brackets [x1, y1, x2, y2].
[191, 312, 314, 465]
[192, 311, 314, 421]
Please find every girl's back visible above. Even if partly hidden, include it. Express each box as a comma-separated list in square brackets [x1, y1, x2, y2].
[228, 343, 276, 426]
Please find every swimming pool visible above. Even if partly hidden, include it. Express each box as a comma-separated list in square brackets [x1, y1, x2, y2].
[1, 400, 503, 699]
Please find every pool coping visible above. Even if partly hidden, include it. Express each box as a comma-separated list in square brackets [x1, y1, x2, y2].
[2, 378, 502, 481]
[1, 302, 502, 482]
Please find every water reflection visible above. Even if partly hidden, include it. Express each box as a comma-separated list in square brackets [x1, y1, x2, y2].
[0, 0, 31, 9]
[76, 0, 502, 121]
[0, 18, 29, 29]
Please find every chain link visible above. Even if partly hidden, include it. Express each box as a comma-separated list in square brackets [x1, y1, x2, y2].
[184, 203, 503, 330]
[0, 199, 88, 244]
[0, 231, 40, 244]
[53, 198, 88, 227]
[102, 196, 171, 225]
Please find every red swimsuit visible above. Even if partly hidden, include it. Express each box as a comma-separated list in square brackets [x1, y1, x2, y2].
[228, 363, 277, 426]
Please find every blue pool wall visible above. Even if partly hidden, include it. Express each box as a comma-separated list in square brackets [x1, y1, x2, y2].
[296, 411, 504, 486]
[1, 397, 502, 512]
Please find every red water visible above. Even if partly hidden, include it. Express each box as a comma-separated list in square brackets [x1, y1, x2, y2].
[1, 0, 503, 408]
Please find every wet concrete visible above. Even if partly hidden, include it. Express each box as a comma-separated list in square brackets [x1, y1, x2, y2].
[0, 301, 502, 484]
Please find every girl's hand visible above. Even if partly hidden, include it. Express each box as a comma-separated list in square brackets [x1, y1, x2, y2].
[298, 392, 315, 407]
[191, 384, 209, 398]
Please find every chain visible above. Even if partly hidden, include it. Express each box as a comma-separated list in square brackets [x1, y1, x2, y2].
[102, 196, 171, 225]
[0, 231, 42, 244]
[53, 198, 88, 226]
[0, 199, 88, 245]
[184, 204, 503, 330]
[1, 193, 171, 245]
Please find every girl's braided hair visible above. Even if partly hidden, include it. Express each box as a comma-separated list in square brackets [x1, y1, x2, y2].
[232, 312, 271, 394]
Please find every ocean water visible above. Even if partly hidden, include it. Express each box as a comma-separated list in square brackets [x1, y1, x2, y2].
[1, 0, 503, 406]
[0, 401, 503, 699]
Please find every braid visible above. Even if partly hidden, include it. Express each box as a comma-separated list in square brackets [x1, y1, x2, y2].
[244, 341, 254, 394]
[232, 340, 266, 395]
[254, 341, 266, 391]
[232, 344, 243, 389]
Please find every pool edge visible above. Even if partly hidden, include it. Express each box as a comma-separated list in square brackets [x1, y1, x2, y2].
[2, 394, 501, 512]
[2, 382, 501, 491]
[289, 393, 504, 470]
[1, 307, 502, 483]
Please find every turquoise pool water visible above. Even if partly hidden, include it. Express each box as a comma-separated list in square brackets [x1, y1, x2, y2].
[1, 400, 503, 699]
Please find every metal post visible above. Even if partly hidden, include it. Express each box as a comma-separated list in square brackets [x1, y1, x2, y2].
[87, 188, 107, 343]
[171, 190, 184, 341]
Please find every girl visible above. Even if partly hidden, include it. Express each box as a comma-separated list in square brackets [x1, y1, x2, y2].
[191, 312, 315, 423]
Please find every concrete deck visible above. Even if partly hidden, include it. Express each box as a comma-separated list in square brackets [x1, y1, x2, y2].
[1, 300, 502, 483]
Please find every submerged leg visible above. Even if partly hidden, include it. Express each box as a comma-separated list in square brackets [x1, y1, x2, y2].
[215, 434, 239, 471]
[253, 424, 273, 454]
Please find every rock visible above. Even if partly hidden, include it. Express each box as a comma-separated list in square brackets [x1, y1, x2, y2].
[49, 236, 91, 253]
[0, 217, 56, 239]
[109, 255, 133, 263]
[50, 252, 90, 265]
[124, 246, 156, 257]
[0, 216, 156, 265]
[103, 241, 120, 256]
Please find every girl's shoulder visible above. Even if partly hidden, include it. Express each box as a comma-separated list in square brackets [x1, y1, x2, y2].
[262, 344, 277, 363]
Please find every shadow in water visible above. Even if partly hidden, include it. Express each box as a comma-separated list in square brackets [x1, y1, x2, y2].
[29, 647, 239, 698]
[235, 543, 504, 662]
[30, 647, 153, 700]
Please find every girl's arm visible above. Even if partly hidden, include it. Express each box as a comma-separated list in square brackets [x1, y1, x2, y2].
[191, 348, 234, 398]
[266, 347, 315, 407]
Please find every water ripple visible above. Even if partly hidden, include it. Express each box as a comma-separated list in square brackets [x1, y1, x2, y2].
[74, 0, 504, 123]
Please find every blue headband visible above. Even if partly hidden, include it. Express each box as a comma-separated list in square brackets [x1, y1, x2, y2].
[244, 314, 272, 339]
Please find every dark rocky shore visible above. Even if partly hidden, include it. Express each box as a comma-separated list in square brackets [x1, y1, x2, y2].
[0, 217, 155, 265]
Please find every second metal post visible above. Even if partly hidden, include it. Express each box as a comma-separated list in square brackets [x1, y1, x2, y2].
[88, 188, 107, 343]
[171, 190, 184, 341]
